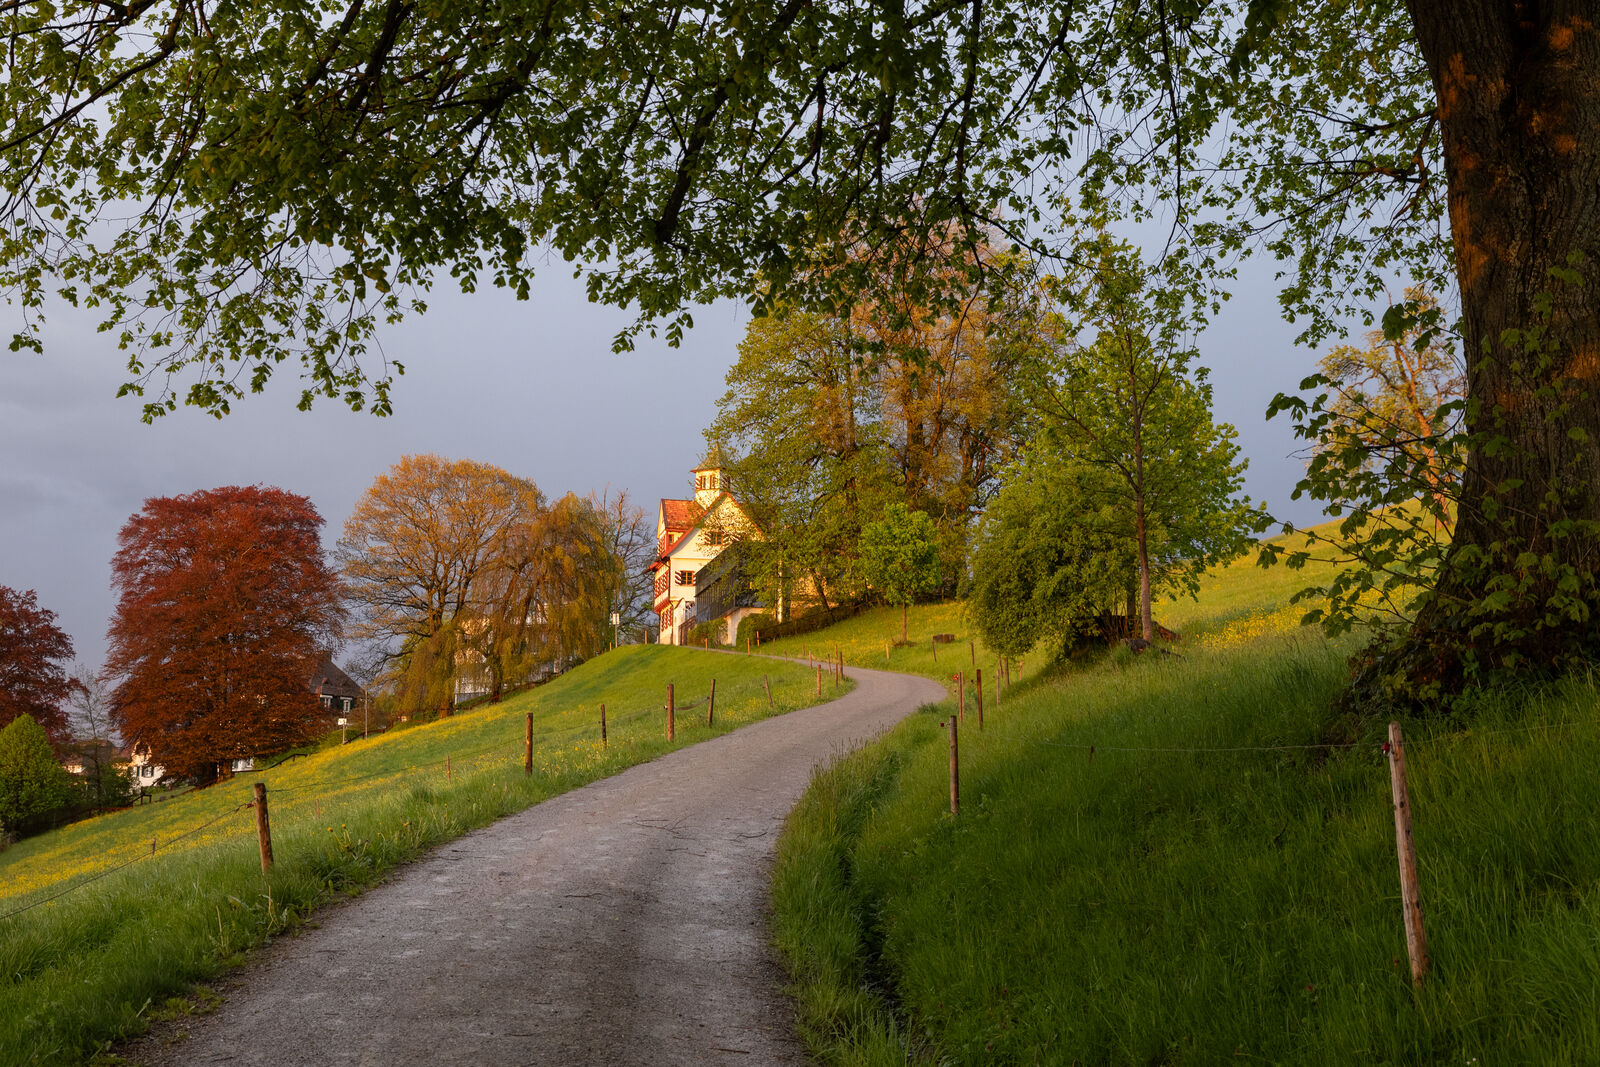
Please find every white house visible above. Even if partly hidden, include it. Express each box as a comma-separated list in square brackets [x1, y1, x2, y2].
[651, 453, 762, 645]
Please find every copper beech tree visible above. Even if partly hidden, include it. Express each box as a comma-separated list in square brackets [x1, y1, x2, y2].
[106, 486, 344, 783]
[0, 586, 76, 742]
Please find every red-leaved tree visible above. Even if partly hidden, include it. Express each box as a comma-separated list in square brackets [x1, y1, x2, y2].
[0, 586, 76, 742]
[106, 486, 344, 783]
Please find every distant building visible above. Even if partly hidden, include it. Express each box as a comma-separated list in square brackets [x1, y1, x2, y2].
[127, 654, 364, 783]
[650, 452, 763, 645]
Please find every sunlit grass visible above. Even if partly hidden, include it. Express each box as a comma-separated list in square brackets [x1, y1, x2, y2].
[772, 525, 1600, 1065]
[0, 645, 837, 1066]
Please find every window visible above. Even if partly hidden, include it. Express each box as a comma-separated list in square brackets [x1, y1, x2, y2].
[342, 697, 353, 713]
[675, 569, 696, 586]
[321, 695, 333, 708]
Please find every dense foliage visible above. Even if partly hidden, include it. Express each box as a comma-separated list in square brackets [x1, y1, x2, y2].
[967, 453, 1132, 657]
[339, 455, 635, 711]
[857, 504, 941, 643]
[106, 486, 345, 782]
[0, 712, 73, 833]
[707, 255, 1038, 611]
[2, 0, 1596, 694]
[0, 586, 76, 741]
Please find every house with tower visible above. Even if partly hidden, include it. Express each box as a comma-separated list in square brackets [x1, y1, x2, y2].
[651, 451, 762, 645]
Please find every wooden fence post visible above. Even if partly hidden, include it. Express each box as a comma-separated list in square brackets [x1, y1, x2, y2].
[524, 713, 533, 775]
[707, 678, 716, 726]
[970, 640, 975, 668]
[975, 668, 984, 730]
[885, 640, 891, 663]
[764, 674, 772, 708]
[667, 684, 676, 740]
[948, 714, 959, 815]
[253, 782, 273, 873]
[815, 663, 822, 696]
[1387, 721, 1430, 986]
[931, 637, 937, 663]
[600, 704, 607, 747]
[996, 664, 1002, 709]
[955, 672, 965, 723]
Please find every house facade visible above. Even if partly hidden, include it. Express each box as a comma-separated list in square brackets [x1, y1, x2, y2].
[650, 455, 763, 645]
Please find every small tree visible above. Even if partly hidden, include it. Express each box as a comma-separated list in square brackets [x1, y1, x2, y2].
[0, 713, 73, 833]
[858, 504, 940, 643]
[969, 452, 1134, 657]
[1037, 240, 1260, 641]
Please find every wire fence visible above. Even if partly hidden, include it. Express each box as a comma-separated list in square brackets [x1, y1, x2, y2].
[0, 670, 813, 923]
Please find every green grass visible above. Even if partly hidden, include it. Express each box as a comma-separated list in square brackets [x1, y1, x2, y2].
[772, 545, 1600, 1064]
[0, 645, 838, 1067]
[755, 601, 1046, 694]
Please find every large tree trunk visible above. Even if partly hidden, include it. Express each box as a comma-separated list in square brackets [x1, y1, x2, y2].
[1389, 2, 1600, 691]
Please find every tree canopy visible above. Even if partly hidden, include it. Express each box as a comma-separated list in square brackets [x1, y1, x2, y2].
[106, 485, 345, 782]
[339, 455, 628, 710]
[4, 0, 1598, 697]
[858, 503, 940, 642]
[0, 586, 76, 741]
[0, 713, 73, 833]
[1033, 240, 1259, 640]
[968, 451, 1132, 658]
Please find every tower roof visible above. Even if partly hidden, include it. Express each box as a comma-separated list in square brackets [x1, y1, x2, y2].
[691, 443, 727, 473]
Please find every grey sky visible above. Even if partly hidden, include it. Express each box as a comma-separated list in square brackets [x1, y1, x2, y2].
[0, 258, 1326, 672]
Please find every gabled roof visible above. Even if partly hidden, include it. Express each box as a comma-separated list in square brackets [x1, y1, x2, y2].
[660, 498, 699, 532]
[655, 491, 753, 564]
[311, 654, 363, 701]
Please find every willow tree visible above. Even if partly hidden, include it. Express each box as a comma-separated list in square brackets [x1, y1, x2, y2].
[3, 0, 1597, 697]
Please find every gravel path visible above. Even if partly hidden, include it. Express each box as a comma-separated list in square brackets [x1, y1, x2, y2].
[130, 660, 943, 1067]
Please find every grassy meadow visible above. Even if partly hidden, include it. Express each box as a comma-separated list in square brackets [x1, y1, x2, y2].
[0, 645, 837, 1067]
[771, 534, 1600, 1064]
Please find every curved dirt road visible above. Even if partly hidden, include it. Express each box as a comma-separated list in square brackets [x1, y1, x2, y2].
[132, 661, 943, 1067]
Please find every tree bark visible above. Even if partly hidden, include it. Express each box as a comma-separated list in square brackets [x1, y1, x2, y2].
[1392, 0, 1600, 687]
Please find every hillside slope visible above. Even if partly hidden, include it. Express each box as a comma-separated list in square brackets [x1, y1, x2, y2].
[0, 645, 834, 1067]
[772, 545, 1600, 1065]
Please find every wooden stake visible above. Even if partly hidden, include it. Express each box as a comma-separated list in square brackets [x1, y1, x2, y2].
[253, 782, 273, 873]
[1387, 721, 1430, 986]
[970, 640, 975, 668]
[707, 678, 716, 726]
[525, 713, 533, 775]
[885, 640, 891, 663]
[667, 684, 675, 740]
[764, 674, 772, 708]
[955, 671, 965, 722]
[948, 714, 959, 815]
[600, 704, 607, 747]
[931, 638, 937, 663]
[815, 664, 822, 696]
[975, 668, 984, 730]
[996, 664, 1002, 709]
